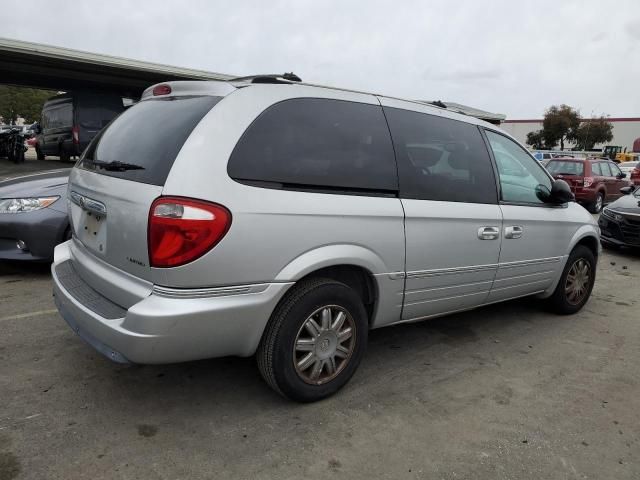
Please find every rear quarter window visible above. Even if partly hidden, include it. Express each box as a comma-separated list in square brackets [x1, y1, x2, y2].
[79, 96, 220, 186]
[227, 98, 398, 194]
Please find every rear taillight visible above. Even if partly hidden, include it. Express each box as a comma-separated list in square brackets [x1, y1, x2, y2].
[583, 176, 594, 188]
[72, 125, 79, 144]
[631, 168, 640, 179]
[148, 197, 231, 268]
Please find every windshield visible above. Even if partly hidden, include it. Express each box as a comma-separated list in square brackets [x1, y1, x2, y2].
[79, 95, 221, 185]
[546, 160, 584, 176]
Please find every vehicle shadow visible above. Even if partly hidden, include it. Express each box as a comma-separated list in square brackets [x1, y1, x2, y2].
[0, 260, 52, 277]
[602, 244, 640, 259]
[71, 296, 550, 417]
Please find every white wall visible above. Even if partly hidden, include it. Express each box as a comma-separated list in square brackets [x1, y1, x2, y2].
[502, 119, 640, 151]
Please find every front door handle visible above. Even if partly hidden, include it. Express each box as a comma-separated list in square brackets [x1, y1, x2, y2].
[478, 226, 500, 240]
[505, 225, 524, 239]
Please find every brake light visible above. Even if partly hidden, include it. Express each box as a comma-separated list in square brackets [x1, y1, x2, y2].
[148, 197, 231, 268]
[72, 125, 79, 144]
[583, 176, 594, 188]
[152, 84, 172, 96]
[631, 168, 640, 179]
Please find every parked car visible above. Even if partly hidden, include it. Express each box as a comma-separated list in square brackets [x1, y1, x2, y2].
[0, 169, 70, 260]
[545, 157, 632, 213]
[598, 185, 640, 248]
[34, 92, 125, 162]
[52, 78, 599, 402]
[618, 161, 640, 185]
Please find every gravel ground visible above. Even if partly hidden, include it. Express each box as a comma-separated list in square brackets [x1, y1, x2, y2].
[1, 249, 638, 480]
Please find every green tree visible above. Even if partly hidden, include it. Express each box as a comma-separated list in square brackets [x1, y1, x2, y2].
[542, 104, 580, 150]
[0, 86, 55, 124]
[573, 116, 614, 150]
[526, 130, 545, 149]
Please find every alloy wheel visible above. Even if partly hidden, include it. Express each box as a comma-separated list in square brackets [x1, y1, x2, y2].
[565, 258, 591, 305]
[293, 305, 356, 385]
[595, 194, 603, 212]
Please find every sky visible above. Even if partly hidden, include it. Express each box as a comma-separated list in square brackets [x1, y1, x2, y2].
[4, 0, 640, 118]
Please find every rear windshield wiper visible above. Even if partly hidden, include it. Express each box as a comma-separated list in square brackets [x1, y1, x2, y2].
[85, 159, 145, 171]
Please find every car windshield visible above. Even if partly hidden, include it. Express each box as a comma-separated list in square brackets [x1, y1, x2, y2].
[545, 160, 584, 175]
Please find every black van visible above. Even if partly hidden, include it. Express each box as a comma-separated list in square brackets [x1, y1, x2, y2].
[35, 92, 125, 161]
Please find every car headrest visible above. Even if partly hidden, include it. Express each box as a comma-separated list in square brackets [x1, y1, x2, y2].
[407, 146, 442, 167]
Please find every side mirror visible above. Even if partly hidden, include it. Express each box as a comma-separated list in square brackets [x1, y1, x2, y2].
[617, 172, 627, 179]
[620, 186, 634, 195]
[536, 179, 574, 204]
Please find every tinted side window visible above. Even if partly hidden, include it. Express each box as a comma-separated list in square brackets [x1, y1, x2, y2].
[485, 130, 552, 204]
[228, 98, 397, 193]
[600, 162, 613, 176]
[591, 162, 602, 176]
[383, 107, 497, 204]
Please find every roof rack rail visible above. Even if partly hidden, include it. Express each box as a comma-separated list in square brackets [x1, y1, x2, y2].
[430, 100, 447, 109]
[231, 72, 302, 84]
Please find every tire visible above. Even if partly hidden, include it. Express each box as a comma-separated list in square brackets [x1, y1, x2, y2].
[588, 192, 604, 213]
[257, 278, 368, 402]
[16, 145, 25, 163]
[36, 145, 45, 160]
[601, 240, 620, 250]
[547, 245, 596, 315]
[59, 148, 70, 162]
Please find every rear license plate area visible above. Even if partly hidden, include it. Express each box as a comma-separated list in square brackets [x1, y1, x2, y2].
[74, 206, 107, 255]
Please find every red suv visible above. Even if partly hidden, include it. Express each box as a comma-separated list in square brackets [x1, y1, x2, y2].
[545, 157, 632, 213]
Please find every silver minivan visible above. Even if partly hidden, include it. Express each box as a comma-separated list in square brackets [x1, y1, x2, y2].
[52, 77, 600, 402]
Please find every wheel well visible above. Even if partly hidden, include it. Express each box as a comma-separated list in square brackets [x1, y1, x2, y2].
[298, 265, 378, 325]
[575, 236, 599, 258]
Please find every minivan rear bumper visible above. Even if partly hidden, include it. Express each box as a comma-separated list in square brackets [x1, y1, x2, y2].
[52, 246, 293, 364]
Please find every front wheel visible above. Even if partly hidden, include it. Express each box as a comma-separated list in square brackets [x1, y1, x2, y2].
[257, 278, 368, 402]
[588, 192, 604, 213]
[547, 245, 596, 314]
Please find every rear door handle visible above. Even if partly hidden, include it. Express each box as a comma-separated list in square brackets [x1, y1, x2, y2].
[505, 225, 524, 239]
[477, 226, 500, 240]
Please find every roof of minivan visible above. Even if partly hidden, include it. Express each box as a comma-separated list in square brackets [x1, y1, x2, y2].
[44, 91, 124, 107]
[141, 78, 499, 131]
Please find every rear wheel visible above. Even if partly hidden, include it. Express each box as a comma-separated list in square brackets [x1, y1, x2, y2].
[59, 147, 70, 162]
[36, 145, 45, 160]
[547, 245, 596, 314]
[588, 192, 604, 213]
[257, 278, 368, 402]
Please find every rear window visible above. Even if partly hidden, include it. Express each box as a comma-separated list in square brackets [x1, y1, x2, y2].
[77, 100, 124, 129]
[228, 98, 398, 194]
[79, 96, 220, 186]
[545, 160, 584, 176]
[43, 103, 72, 129]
